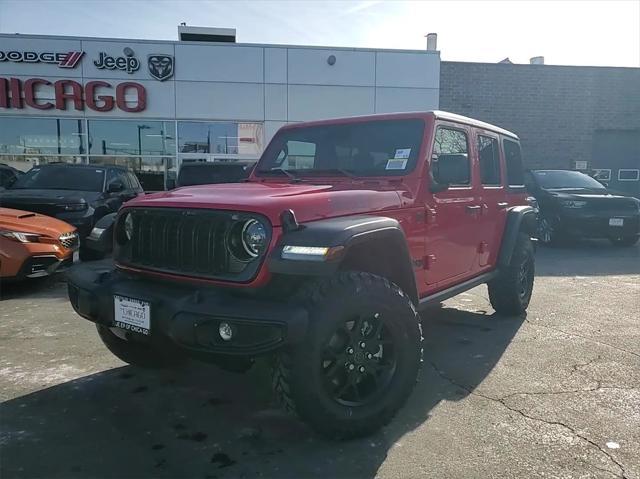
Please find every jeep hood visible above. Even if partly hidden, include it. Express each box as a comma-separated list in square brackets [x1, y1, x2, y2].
[124, 182, 404, 225]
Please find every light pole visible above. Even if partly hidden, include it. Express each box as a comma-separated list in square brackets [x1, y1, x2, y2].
[137, 125, 151, 170]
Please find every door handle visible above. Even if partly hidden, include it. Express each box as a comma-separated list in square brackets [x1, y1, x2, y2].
[465, 205, 481, 214]
[497, 202, 509, 209]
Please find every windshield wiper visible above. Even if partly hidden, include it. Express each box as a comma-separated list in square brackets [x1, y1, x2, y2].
[306, 168, 356, 178]
[258, 168, 303, 182]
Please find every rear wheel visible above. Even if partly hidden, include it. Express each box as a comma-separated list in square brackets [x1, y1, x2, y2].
[272, 272, 422, 439]
[609, 235, 639, 247]
[488, 233, 535, 315]
[96, 324, 185, 368]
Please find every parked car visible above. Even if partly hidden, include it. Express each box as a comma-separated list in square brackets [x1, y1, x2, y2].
[0, 207, 78, 281]
[0, 163, 143, 259]
[525, 169, 640, 246]
[166, 160, 256, 189]
[67, 111, 536, 439]
[0, 164, 24, 189]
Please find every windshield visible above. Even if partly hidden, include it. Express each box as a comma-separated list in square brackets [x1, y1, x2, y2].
[11, 166, 105, 192]
[256, 119, 425, 177]
[178, 163, 253, 186]
[533, 170, 606, 190]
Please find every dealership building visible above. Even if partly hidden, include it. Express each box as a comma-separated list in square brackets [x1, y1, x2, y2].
[1, 26, 638, 194]
[0, 27, 440, 189]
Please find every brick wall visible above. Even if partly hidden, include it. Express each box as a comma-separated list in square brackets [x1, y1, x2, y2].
[439, 62, 640, 170]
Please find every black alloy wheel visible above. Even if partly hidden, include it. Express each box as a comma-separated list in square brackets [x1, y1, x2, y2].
[321, 313, 397, 407]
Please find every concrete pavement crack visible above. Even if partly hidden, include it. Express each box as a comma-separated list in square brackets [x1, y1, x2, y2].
[427, 361, 629, 479]
[524, 318, 640, 359]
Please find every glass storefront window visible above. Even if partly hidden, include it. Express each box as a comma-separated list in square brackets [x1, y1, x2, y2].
[0, 117, 86, 156]
[89, 156, 174, 192]
[178, 121, 264, 157]
[0, 154, 85, 172]
[88, 120, 175, 156]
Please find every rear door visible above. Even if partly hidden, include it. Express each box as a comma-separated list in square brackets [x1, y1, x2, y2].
[425, 123, 481, 286]
[474, 130, 507, 269]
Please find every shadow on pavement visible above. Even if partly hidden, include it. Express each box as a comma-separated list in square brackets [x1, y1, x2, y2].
[0, 274, 68, 301]
[0, 306, 524, 479]
[535, 239, 640, 277]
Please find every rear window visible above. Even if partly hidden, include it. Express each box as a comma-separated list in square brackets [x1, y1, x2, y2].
[503, 139, 525, 187]
[257, 119, 425, 177]
[11, 166, 105, 192]
[178, 163, 252, 187]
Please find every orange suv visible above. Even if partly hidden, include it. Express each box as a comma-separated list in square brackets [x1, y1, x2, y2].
[0, 208, 79, 280]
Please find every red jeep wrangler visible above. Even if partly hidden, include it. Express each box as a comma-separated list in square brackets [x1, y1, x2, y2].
[67, 111, 536, 439]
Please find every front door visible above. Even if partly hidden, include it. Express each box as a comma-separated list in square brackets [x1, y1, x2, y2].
[425, 124, 481, 287]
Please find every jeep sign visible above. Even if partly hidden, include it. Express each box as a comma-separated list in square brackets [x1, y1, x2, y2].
[94, 49, 140, 74]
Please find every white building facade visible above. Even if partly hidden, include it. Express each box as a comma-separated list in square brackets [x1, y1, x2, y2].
[0, 30, 440, 189]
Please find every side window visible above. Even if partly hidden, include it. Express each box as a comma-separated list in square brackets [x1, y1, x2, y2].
[477, 135, 501, 186]
[503, 139, 525, 187]
[106, 169, 127, 189]
[433, 127, 470, 185]
[128, 173, 142, 191]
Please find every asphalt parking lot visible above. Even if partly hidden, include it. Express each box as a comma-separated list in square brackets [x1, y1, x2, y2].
[1, 241, 639, 479]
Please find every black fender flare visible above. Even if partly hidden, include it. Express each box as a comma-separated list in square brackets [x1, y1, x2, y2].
[268, 215, 418, 302]
[498, 206, 537, 267]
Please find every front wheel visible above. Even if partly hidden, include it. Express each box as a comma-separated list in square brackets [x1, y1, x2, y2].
[609, 235, 639, 247]
[488, 233, 535, 315]
[273, 272, 422, 439]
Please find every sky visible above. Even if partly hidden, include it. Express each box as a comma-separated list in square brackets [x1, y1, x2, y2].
[0, 0, 639, 67]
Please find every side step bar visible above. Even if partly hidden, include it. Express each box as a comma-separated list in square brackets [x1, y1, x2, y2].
[417, 271, 498, 310]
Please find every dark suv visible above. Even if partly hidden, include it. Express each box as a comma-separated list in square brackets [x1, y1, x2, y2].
[67, 111, 536, 439]
[525, 169, 640, 246]
[0, 163, 143, 257]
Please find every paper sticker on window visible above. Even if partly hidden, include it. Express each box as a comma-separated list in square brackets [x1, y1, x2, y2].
[394, 148, 411, 159]
[386, 158, 408, 170]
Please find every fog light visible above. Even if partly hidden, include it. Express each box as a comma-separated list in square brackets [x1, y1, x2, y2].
[219, 322, 234, 341]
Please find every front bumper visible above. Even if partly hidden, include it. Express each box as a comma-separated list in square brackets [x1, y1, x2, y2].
[66, 261, 308, 356]
[12, 254, 74, 279]
[557, 212, 640, 239]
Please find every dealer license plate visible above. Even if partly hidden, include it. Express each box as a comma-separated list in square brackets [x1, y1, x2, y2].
[114, 295, 151, 335]
[609, 218, 624, 227]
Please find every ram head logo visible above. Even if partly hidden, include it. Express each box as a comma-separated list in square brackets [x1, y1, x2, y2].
[148, 54, 174, 81]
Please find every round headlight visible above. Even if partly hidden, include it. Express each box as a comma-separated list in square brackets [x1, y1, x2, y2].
[242, 219, 267, 258]
[124, 213, 134, 241]
[227, 218, 267, 261]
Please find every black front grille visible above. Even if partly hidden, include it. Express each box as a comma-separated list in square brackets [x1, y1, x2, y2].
[584, 197, 638, 213]
[115, 208, 268, 281]
[59, 232, 79, 249]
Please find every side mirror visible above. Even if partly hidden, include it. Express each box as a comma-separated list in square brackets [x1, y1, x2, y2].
[107, 180, 124, 193]
[430, 154, 469, 191]
[165, 178, 176, 190]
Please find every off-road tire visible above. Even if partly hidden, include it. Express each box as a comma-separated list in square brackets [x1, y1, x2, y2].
[609, 235, 639, 247]
[96, 324, 185, 368]
[272, 271, 423, 440]
[488, 233, 535, 315]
